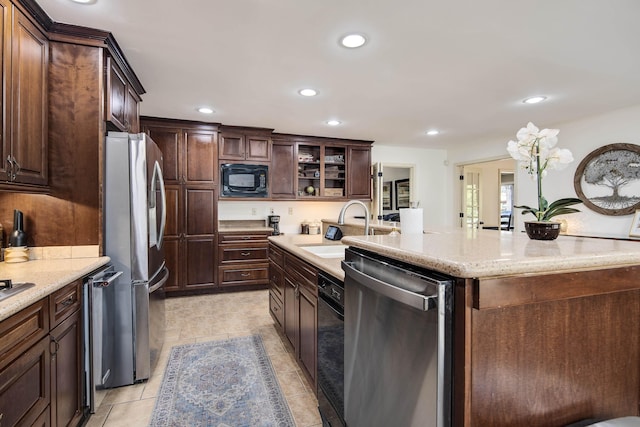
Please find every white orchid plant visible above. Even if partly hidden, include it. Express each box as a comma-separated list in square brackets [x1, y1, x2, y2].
[507, 122, 582, 222]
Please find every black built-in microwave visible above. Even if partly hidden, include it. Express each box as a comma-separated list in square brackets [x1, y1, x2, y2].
[220, 163, 268, 197]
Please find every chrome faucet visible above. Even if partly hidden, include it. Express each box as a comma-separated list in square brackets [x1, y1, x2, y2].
[337, 200, 370, 236]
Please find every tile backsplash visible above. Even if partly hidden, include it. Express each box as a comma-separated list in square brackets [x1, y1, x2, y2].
[27, 245, 100, 260]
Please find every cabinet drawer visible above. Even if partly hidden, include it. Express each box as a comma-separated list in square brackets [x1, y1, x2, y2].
[0, 336, 50, 427]
[269, 262, 284, 300]
[269, 292, 284, 329]
[285, 254, 318, 295]
[269, 243, 284, 268]
[0, 299, 49, 368]
[220, 246, 268, 263]
[220, 265, 269, 286]
[50, 280, 81, 327]
[219, 233, 270, 244]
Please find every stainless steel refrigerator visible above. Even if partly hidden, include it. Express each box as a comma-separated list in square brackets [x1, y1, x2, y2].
[103, 131, 169, 388]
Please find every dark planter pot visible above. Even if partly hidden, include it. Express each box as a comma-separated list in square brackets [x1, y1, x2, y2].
[524, 221, 561, 240]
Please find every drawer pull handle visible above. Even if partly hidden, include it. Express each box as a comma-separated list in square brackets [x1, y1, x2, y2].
[61, 297, 74, 307]
[241, 273, 251, 277]
[240, 252, 251, 256]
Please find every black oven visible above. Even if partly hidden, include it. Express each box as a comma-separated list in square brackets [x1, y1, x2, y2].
[220, 163, 268, 197]
[317, 272, 345, 427]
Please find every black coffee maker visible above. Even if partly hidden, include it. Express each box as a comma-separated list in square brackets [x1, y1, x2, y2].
[268, 215, 280, 236]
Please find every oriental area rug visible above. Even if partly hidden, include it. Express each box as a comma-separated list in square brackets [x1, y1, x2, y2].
[149, 335, 295, 427]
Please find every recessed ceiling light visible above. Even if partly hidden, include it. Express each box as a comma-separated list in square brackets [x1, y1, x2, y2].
[426, 130, 440, 136]
[299, 88, 318, 97]
[198, 107, 214, 114]
[340, 33, 367, 48]
[69, 0, 96, 4]
[326, 120, 341, 126]
[523, 96, 547, 104]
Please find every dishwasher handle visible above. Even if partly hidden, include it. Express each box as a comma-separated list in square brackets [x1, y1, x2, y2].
[92, 270, 123, 288]
[342, 260, 437, 311]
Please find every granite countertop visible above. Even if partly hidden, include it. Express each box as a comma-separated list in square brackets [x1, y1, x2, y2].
[268, 234, 346, 280]
[342, 228, 640, 279]
[0, 256, 111, 321]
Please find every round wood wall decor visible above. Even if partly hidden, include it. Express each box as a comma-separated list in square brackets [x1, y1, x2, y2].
[573, 143, 640, 216]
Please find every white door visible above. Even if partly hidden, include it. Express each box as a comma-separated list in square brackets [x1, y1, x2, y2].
[461, 167, 481, 229]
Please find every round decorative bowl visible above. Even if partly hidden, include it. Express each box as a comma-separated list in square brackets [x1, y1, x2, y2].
[524, 221, 561, 240]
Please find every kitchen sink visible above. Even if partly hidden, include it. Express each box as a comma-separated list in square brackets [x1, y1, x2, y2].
[300, 244, 347, 259]
[0, 281, 36, 302]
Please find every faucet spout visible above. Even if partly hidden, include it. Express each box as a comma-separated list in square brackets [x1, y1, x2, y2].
[337, 200, 370, 236]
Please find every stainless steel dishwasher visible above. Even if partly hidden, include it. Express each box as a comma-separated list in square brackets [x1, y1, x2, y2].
[342, 247, 454, 427]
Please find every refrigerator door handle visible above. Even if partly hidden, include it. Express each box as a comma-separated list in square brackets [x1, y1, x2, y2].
[150, 160, 167, 249]
[149, 266, 169, 294]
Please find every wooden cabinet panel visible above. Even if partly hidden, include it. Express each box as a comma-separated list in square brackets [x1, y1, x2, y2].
[7, 7, 48, 187]
[163, 238, 181, 293]
[0, 0, 10, 182]
[271, 142, 296, 198]
[219, 133, 244, 161]
[269, 291, 284, 329]
[124, 85, 140, 133]
[220, 246, 268, 263]
[50, 310, 82, 427]
[246, 136, 270, 161]
[49, 280, 81, 327]
[164, 185, 180, 238]
[185, 238, 215, 289]
[219, 264, 269, 286]
[0, 299, 48, 368]
[185, 131, 217, 184]
[105, 56, 126, 131]
[269, 262, 284, 301]
[185, 188, 215, 236]
[219, 128, 271, 161]
[347, 145, 371, 199]
[283, 275, 298, 351]
[145, 127, 181, 184]
[0, 336, 50, 427]
[298, 285, 317, 386]
[106, 55, 140, 133]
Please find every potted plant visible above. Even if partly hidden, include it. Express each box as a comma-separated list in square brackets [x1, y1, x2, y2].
[507, 122, 582, 240]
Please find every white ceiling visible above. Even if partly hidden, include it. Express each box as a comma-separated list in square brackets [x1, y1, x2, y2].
[37, 0, 640, 149]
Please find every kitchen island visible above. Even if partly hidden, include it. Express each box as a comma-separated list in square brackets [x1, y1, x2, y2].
[342, 229, 640, 426]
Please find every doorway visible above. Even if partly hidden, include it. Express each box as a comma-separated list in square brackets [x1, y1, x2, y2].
[459, 158, 516, 230]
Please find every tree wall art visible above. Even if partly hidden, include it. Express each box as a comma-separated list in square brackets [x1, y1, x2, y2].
[574, 143, 640, 215]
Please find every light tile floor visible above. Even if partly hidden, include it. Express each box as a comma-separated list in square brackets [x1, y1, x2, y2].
[86, 289, 323, 427]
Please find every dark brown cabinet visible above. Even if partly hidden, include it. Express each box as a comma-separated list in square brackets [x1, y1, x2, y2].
[0, 1, 48, 190]
[268, 243, 285, 328]
[142, 118, 219, 294]
[219, 126, 272, 162]
[0, 279, 83, 427]
[106, 56, 140, 133]
[280, 250, 318, 388]
[49, 280, 83, 427]
[347, 145, 372, 199]
[270, 140, 296, 199]
[218, 231, 270, 289]
[270, 134, 372, 200]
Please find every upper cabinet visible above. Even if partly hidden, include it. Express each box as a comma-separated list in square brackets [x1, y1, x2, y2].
[106, 55, 141, 133]
[219, 126, 272, 162]
[274, 134, 372, 200]
[0, 1, 48, 191]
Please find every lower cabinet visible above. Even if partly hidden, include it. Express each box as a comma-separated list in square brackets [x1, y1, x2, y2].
[218, 231, 271, 289]
[269, 244, 318, 389]
[0, 279, 83, 427]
